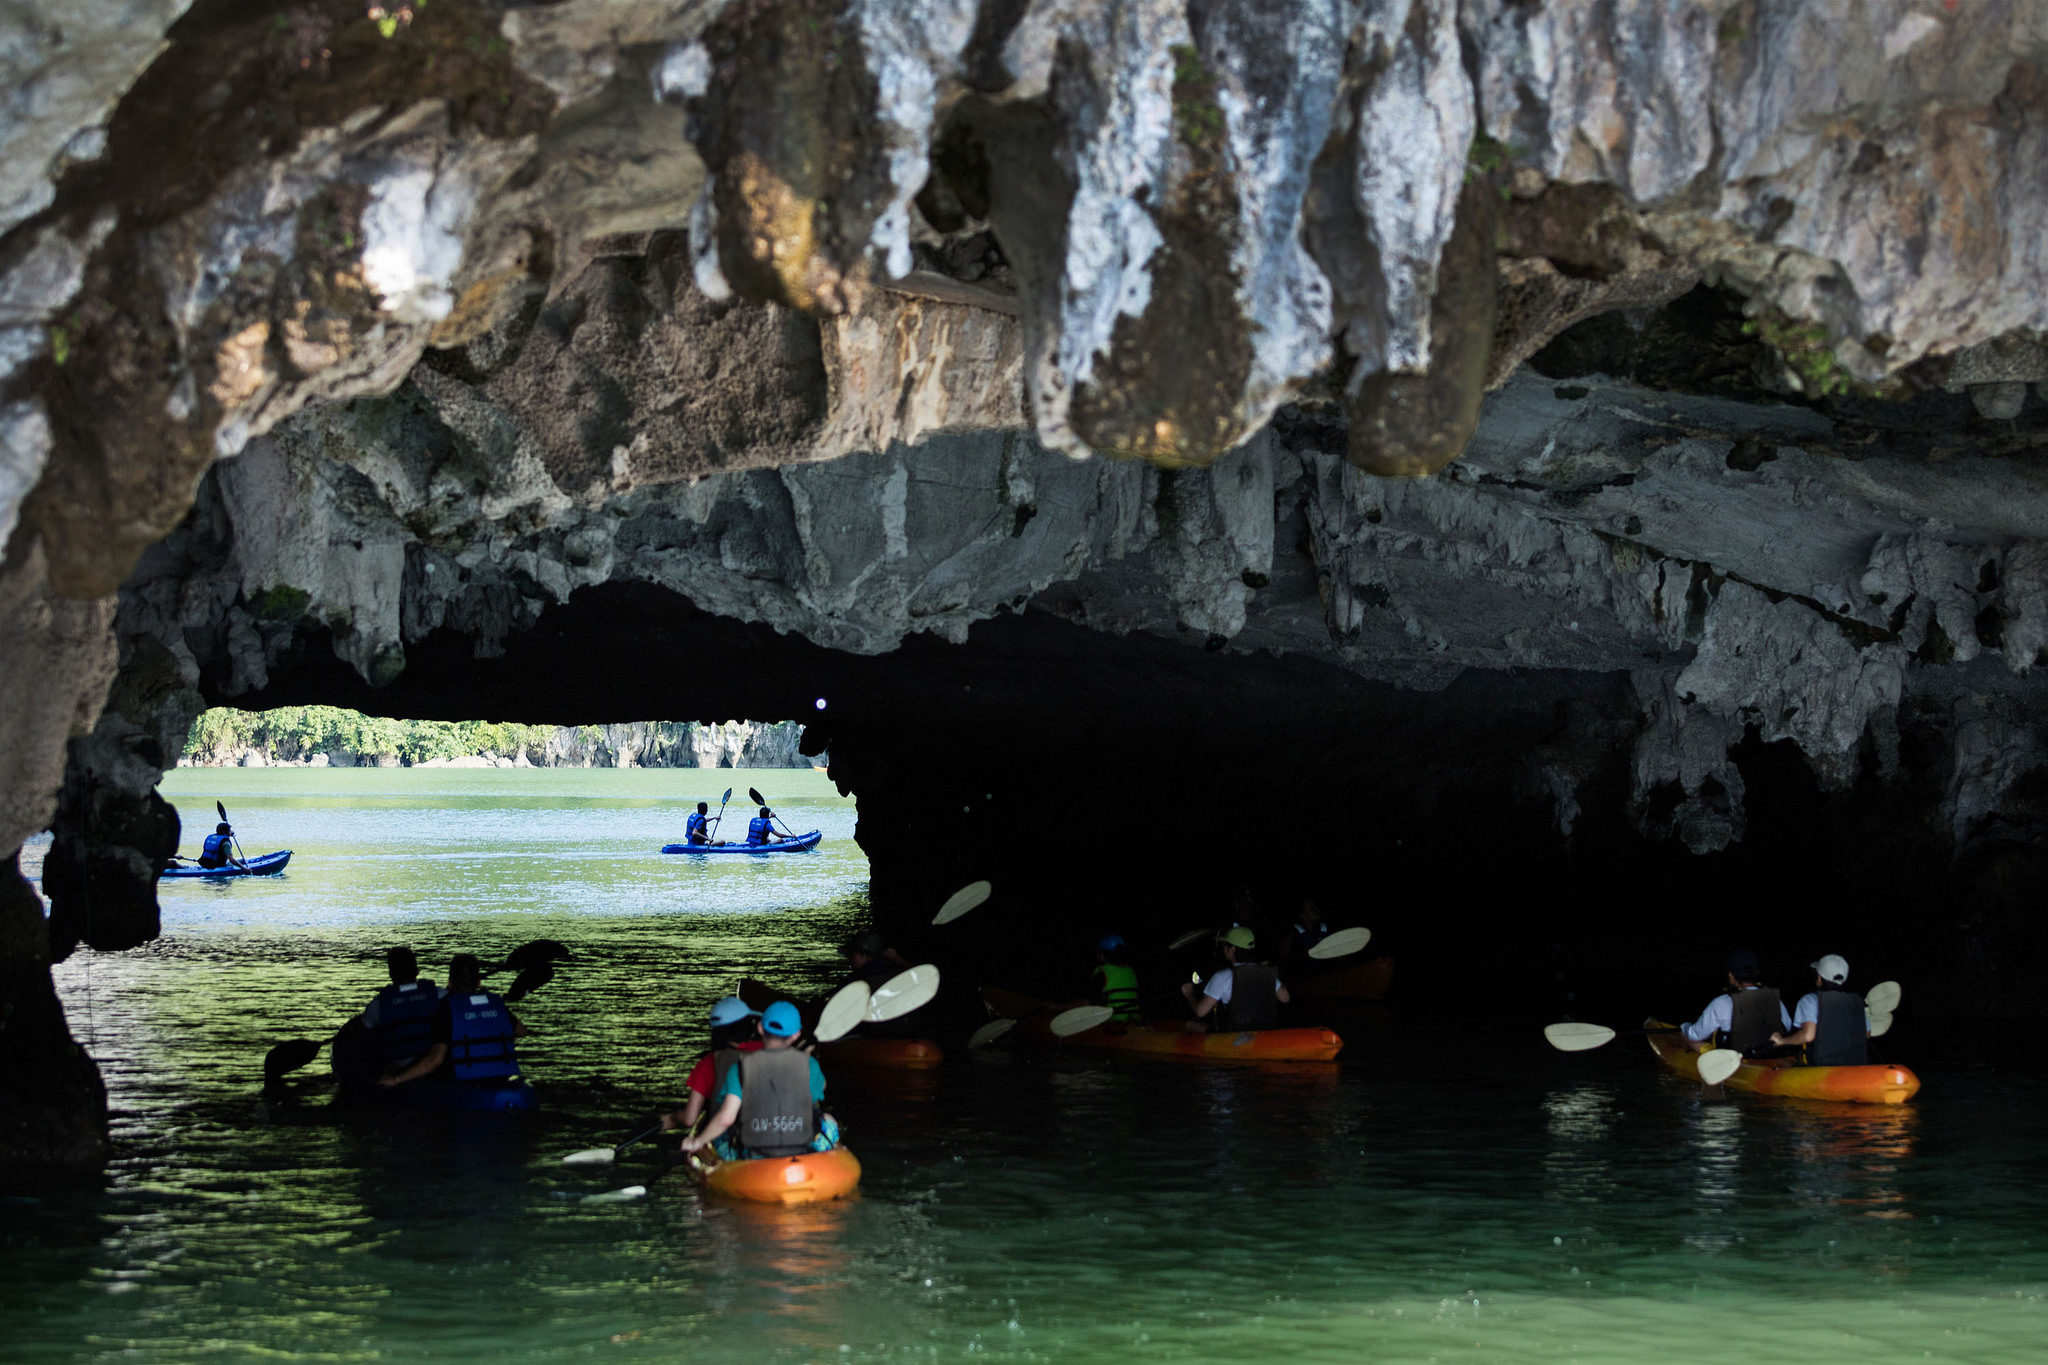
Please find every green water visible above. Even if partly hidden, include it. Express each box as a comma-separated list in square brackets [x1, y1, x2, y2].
[5, 770, 2045, 1362]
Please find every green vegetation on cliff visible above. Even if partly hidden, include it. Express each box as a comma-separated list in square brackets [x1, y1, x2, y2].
[185, 706, 551, 766]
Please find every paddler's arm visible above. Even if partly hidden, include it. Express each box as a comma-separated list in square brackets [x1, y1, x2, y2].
[1276, 982, 1291, 1004]
[679, 1093, 740, 1153]
[379, 1043, 447, 1087]
[1771, 1020, 1818, 1048]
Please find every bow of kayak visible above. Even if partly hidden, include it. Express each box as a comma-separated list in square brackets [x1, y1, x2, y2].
[692, 1147, 861, 1203]
[662, 831, 822, 854]
[981, 987, 1343, 1062]
[161, 850, 292, 879]
[1645, 1017, 1920, 1104]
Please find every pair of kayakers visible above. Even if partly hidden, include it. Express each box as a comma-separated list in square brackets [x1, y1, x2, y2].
[354, 948, 530, 1090]
[1681, 948, 1873, 1065]
[684, 802, 787, 846]
[662, 996, 841, 1160]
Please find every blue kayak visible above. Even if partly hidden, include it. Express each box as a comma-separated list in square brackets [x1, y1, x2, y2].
[382, 1080, 537, 1113]
[162, 850, 292, 879]
[662, 831, 822, 855]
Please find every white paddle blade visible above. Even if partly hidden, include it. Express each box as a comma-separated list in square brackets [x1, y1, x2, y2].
[1697, 1048, 1743, 1086]
[866, 965, 940, 1022]
[1868, 1010, 1894, 1038]
[1542, 1021, 1618, 1052]
[1167, 928, 1214, 951]
[562, 1148, 618, 1167]
[933, 880, 992, 925]
[814, 981, 872, 1043]
[968, 1018, 1016, 1049]
[1865, 980, 1901, 1016]
[1048, 1005, 1114, 1037]
[1308, 927, 1371, 960]
[584, 1185, 648, 1203]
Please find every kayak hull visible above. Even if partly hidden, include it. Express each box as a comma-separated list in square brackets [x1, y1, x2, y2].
[162, 850, 292, 879]
[982, 987, 1343, 1063]
[1645, 1017, 1920, 1105]
[1290, 955, 1395, 1001]
[694, 1147, 861, 1204]
[814, 1037, 943, 1070]
[382, 1080, 538, 1112]
[662, 831, 822, 854]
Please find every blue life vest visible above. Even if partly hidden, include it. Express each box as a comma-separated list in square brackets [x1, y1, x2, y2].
[371, 980, 440, 1067]
[446, 991, 520, 1082]
[686, 812, 708, 840]
[747, 817, 775, 844]
[200, 833, 232, 867]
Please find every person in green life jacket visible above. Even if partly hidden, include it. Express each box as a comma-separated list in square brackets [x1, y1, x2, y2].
[1091, 935, 1143, 1023]
[378, 954, 531, 1088]
[1181, 926, 1289, 1031]
[746, 807, 779, 845]
[197, 822, 243, 870]
[678, 1001, 841, 1160]
[1769, 953, 1873, 1066]
[685, 802, 727, 847]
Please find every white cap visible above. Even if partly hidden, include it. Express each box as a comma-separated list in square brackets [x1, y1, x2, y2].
[1811, 953, 1849, 985]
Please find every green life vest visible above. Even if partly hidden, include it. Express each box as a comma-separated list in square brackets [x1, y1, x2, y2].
[1093, 963, 1141, 1022]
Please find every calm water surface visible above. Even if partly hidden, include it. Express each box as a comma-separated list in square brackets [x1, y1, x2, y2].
[5, 769, 2045, 1363]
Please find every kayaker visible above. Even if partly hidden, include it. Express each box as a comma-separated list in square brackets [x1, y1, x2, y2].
[198, 821, 243, 870]
[1278, 899, 1332, 974]
[1679, 948, 1792, 1055]
[746, 806, 778, 845]
[359, 946, 443, 1074]
[1769, 954, 1872, 1065]
[685, 802, 726, 846]
[1091, 935, 1143, 1023]
[1181, 926, 1289, 1031]
[838, 931, 910, 990]
[662, 995, 764, 1131]
[379, 954, 530, 1088]
[679, 1001, 841, 1160]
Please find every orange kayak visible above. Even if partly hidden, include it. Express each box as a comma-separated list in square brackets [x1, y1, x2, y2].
[1290, 956, 1395, 1001]
[692, 1147, 862, 1204]
[814, 1037, 943, 1069]
[982, 987, 1343, 1063]
[1645, 1017, 1921, 1105]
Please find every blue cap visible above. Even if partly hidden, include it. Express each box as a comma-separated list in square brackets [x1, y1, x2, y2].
[708, 995, 759, 1028]
[760, 1001, 802, 1037]
[1096, 934, 1125, 952]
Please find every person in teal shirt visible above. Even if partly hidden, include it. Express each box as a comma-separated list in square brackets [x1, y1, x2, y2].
[679, 1001, 840, 1159]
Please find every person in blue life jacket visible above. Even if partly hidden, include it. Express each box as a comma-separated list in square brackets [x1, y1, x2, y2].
[1181, 926, 1289, 1032]
[677, 1001, 841, 1160]
[1679, 948, 1793, 1057]
[358, 946, 443, 1074]
[197, 822, 243, 870]
[746, 806, 780, 845]
[1769, 953, 1873, 1066]
[685, 801, 727, 846]
[378, 954, 530, 1088]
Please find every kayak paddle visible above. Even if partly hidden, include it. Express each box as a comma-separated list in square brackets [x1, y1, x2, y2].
[263, 1037, 325, 1080]
[866, 965, 940, 1022]
[218, 800, 250, 867]
[932, 880, 992, 925]
[709, 787, 732, 839]
[1864, 980, 1901, 1016]
[1869, 1010, 1894, 1038]
[1696, 1048, 1743, 1086]
[1541, 1021, 1680, 1052]
[813, 981, 872, 1043]
[968, 1018, 1016, 1048]
[1049, 1005, 1113, 1037]
[1167, 928, 1215, 951]
[1307, 927, 1371, 960]
[747, 787, 799, 838]
[505, 962, 554, 1002]
[562, 1122, 666, 1168]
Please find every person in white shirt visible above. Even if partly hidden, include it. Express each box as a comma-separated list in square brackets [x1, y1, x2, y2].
[1181, 926, 1290, 1031]
[1680, 948, 1791, 1055]
[1770, 954, 1871, 1065]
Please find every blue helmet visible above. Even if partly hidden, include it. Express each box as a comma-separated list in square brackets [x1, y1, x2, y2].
[708, 995, 759, 1028]
[760, 1000, 803, 1038]
[1096, 934, 1125, 952]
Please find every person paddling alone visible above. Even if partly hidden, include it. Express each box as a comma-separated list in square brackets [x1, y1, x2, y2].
[1182, 926, 1289, 1032]
[746, 806, 779, 845]
[685, 801, 726, 847]
[679, 1001, 841, 1161]
[661, 995, 763, 1133]
[198, 821, 244, 870]
[1680, 948, 1791, 1056]
[379, 954, 529, 1088]
[1769, 954, 1872, 1065]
